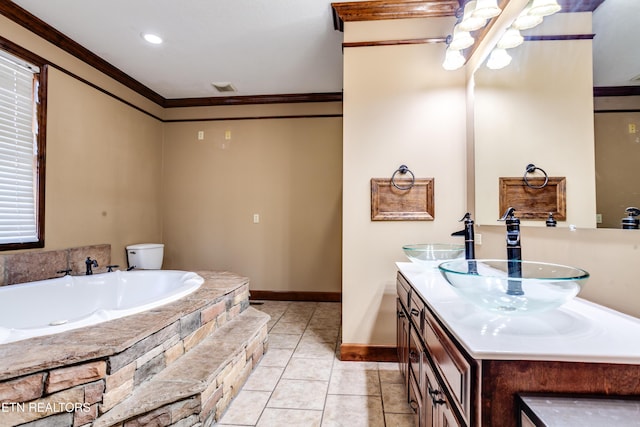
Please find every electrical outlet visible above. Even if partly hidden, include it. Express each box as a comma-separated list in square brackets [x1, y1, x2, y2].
[475, 233, 482, 245]
[596, 213, 602, 223]
[225, 130, 231, 140]
[253, 214, 259, 224]
[629, 123, 637, 134]
[197, 131, 204, 140]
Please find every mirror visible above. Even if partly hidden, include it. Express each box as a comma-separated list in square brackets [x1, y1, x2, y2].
[473, 0, 640, 229]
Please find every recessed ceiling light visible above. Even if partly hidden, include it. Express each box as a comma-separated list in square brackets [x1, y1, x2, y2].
[141, 33, 163, 45]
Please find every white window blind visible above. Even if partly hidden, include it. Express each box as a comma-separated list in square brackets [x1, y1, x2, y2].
[0, 52, 39, 244]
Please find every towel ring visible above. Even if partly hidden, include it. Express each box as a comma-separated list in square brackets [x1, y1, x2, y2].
[391, 165, 415, 190]
[523, 163, 548, 189]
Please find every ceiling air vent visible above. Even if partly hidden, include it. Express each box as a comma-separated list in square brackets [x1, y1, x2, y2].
[212, 82, 237, 93]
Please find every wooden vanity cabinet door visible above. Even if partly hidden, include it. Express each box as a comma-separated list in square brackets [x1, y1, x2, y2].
[397, 298, 410, 386]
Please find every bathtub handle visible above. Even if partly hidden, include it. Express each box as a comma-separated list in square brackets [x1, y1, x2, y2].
[106, 265, 119, 272]
[56, 269, 72, 276]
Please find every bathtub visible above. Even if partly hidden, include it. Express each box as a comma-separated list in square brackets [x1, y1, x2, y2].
[0, 270, 203, 344]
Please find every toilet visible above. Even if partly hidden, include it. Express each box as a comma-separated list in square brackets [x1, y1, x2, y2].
[126, 243, 164, 269]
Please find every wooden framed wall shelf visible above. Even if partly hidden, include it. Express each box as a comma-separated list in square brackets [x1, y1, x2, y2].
[371, 178, 435, 221]
[499, 177, 566, 221]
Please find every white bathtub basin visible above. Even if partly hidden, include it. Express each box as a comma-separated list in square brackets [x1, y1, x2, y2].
[0, 270, 203, 344]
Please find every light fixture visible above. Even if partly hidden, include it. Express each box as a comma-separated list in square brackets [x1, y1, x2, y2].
[511, 3, 544, 30]
[497, 27, 524, 49]
[458, 1, 487, 32]
[141, 33, 163, 45]
[442, 48, 466, 70]
[486, 48, 512, 69]
[448, 25, 474, 51]
[529, 0, 562, 17]
[472, 0, 502, 19]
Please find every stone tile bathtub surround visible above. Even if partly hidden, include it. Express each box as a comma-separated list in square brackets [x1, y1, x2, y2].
[0, 271, 266, 427]
[0, 243, 111, 286]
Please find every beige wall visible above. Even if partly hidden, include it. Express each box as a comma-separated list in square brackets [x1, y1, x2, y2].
[161, 115, 343, 292]
[45, 69, 163, 267]
[342, 18, 467, 346]
[1, 16, 164, 268]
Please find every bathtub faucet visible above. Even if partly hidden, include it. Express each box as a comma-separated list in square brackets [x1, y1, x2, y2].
[85, 257, 98, 275]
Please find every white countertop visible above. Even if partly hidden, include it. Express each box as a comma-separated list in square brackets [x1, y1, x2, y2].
[397, 262, 640, 364]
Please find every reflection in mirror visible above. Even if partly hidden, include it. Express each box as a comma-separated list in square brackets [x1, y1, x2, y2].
[593, 0, 640, 228]
[473, 11, 596, 228]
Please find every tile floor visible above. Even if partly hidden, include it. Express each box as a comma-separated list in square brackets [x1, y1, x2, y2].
[216, 301, 415, 427]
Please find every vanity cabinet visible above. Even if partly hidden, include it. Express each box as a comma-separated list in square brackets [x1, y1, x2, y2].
[397, 273, 472, 427]
[396, 269, 640, 426]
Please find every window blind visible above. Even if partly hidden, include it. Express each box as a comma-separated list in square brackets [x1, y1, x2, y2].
[0, 52, 39, 244]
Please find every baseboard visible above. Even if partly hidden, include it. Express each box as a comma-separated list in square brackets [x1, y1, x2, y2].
[249, 290, 341, 302]
[339, 344, 398, 362]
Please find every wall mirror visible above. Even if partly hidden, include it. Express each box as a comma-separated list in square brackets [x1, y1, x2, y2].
[472, 0, 640, 229]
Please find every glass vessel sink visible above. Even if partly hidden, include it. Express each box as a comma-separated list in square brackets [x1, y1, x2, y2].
[438, 259, 589, 315]
[402, 244, 465, 268]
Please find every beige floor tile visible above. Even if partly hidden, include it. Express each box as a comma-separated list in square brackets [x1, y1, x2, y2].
[381, 382, 413, 414]
[267, 333, 301, 349]
[329, 369, 380, 396]
[332, 360, 379, 371]
[302, 327, 340, 343]
[328, 368, 381, 396]
[267, 379, 328, 410]
[270, 321, 308, 335]
[242, 365, 284, 391]
[293, 339, 337, 360]
[378, 362, 404, 384]
[258, 348, 293, 367]
[385, 413, 416, 427]
[321, 394, 385, 427]
[281, 311, 313, 322]
[308, 316, 341, 329]
[218, 389, 271, 425]
[256, 408, 323, 427]
[282, 357, 334, 381]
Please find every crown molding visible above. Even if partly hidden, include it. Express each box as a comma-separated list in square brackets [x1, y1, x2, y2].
[331, 0, 460, 31]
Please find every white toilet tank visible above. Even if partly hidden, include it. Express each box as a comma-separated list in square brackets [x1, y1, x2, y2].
[126, 243, 164, 269]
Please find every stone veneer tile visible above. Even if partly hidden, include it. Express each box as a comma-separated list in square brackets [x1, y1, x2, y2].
[84, 380, 106, 405]
[20, 412, 74, 427]
[0, 256, 6, 286]
[108, 322, 180, 372]
[180, 311, 201, 339]
[0, 387, 84, 426]
[134, 353, 165, 386]
[5, 250, 68, 285]
[68, 244, 111, 275]
[0, 372, 44, 402]
[105, 362, 136, 392]
[201, 300, 225, 324]
[101, 378, 134, 412]
[46, 361, 107, 394]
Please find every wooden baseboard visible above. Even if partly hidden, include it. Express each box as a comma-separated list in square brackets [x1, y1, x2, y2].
[340, 344, 398, 362]
[249, 290, 341, 302]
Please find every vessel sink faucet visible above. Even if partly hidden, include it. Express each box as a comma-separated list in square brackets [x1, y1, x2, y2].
[85, 257, 98, 275]
[499, 207, 523, 295]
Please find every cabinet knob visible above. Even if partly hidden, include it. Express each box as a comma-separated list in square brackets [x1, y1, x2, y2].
[409, 399, 419, 412]
[409, 350, 420, 363]
[398, 310, 406, 318]
[410, 308, 420, 316]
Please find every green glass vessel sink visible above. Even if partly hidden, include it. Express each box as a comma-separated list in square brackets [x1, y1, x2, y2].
[438, 259, 590, 315]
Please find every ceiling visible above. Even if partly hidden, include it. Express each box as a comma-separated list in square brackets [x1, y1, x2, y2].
[6, 0, 638, 103]
[10, 0, 352, 100]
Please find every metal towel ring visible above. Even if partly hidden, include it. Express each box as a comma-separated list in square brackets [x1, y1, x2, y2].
[391, 165, 415, 190]
[523, 163, 549, 189]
